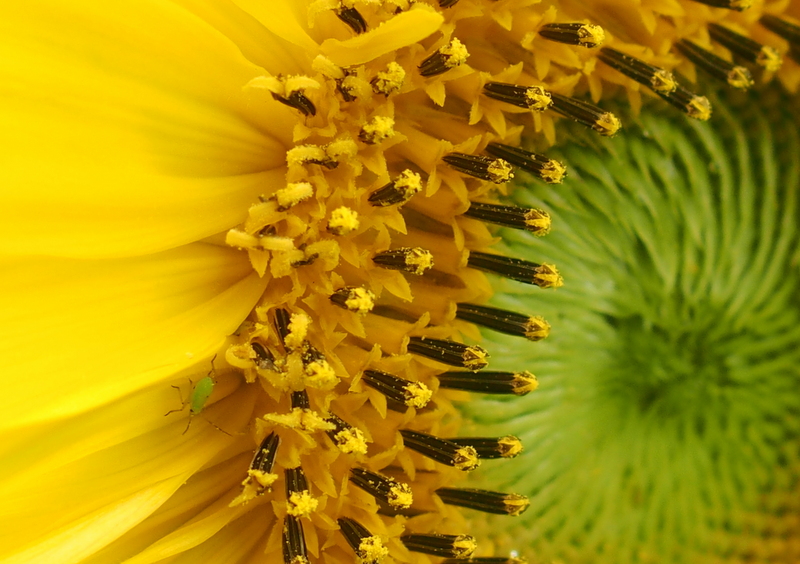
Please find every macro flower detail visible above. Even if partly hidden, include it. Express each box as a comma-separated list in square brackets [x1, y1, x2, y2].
[0, 1, 798, 564]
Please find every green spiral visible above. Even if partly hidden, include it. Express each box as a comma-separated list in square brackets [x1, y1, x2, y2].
[465, 89, 800, 564]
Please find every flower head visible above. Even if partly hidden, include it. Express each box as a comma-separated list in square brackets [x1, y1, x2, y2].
[0, 0, 798, 563]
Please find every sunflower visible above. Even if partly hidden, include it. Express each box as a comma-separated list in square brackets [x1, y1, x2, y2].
[0, 1, 797, 564]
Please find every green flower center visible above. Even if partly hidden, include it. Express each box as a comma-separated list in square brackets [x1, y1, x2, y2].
[467, 89, 800, 563]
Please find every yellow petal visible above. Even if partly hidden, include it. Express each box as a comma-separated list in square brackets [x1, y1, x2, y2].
[173, 0, 310, 74]
[231, 0, 320, 54]
[0, 0, 294, 258]
[320, 7, 444, 67]
[0, 415, 240, 563]
[0, 244, 267, 431]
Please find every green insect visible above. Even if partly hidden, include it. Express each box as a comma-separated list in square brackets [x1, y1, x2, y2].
[165, 356, 231, 435]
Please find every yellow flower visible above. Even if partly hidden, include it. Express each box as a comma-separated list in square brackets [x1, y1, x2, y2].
[0, 1, 797, 563]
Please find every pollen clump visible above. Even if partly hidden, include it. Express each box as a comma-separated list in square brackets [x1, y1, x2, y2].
[286, 490, 318, 517]
[358, 535, 389, 563]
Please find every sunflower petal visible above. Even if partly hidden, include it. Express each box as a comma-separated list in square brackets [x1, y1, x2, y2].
[0, 0, 292, 258]
[0, 244, 267, 431]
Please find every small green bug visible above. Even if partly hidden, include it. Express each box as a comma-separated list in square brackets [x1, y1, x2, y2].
[165, 356, 231, 435]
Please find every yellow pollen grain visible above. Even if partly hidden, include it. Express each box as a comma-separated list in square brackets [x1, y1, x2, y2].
[284, 75, 320, 95]
[225, 229, 261, 250]
[651, 70, 677, 93]
[326, 137, 359, 161]
[304, 359, 339, 389]
[373, 61, 406, 95]
[286, 490, 318, 517]
[358, 536, 389, 563]
[498, 434, 525, 458]
[524, 86, 552, 110]
[504, 494, 531, 516]
[463, 345, 489, 370]
[730, 0, 753, 9]
[404, 248, 434, 275]
[334, 428, 368, 455]
[285, 312, 311, 349]
[524, 209, 551, 235]
[276, 182, 313, 209]
[727, 66, 753, 90]
[512, 372, 538, 396]
[453, 446, 481, 471]
[524, 316, 551, 341]
[578, 24, 605, 47]
[593, 112, 621, 136]
[287, 145, 328, 167]
[404, 381, 432, 408]
[360, 116, 395, 144]
[289, 556, 309, 564]
[540, 159, 567, 184]
[487, 158, 514, 183]
[757, 46, 782, 72]
[534, 263, 564, 288]
[229, 469, 278, 506]
[260, 236, 296, 252]
[394, 169, 423, 199]
[312, 54, 345, 80]
[687, 95, 712, 121]
[452, 535, 477, 558]
[440, 38, 469, 68]
[328, 206, 359, 235]
[245, 75, 283, 95]
[263, 408, 336, 432]
[344, 287, 376, 314]
[388, 483, 413, 509]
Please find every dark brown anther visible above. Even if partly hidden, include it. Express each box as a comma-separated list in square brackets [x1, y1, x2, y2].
[675, 39, 753, 89]
[549, 93, 621, 136]
[290, 390, 310, 410]
[285, 467, 310, 497]
[274, 308, 292, 345]
[250, 341, 277, 371]
[484, 143, 566, 184]
[329, 286, 376, 314]
[361, 369, 432, 409]
[252, 432, 280, 473]
[399, 429, 480, 470]
[686, 0, 751, 10]
[282, 515, 309, 564]
[439, 0, 460, 7]
[418, 38, 468, 77]
[760, 15, 800, 46]
[400, 533, 477, 558]
[467, 251, 563, 288]
[483, 82, 552, 111]
[349, 467, 413, 509]
[291, 253, 319, 267]
[325, 413, 368, 454]
[336, 7, 367, 34]
[447, 436, 524, 459]
[442, 152, 514, 183]
[435, 487, 530, 516]
[656, 84, 712, 121]
[368, 169, 423, 207]
[407, 336, 489, 370]
[462, 202, 551, 236]
[337, 517, 387, 563]
[708, 23, 782, 72]
[597, 47, 677, 93]
[538, 22, 605, 48]
[270, 91, 316, 117]
[437, 371, 538, 396]
[372, 247, 433, 275]
[456, 302, 551, 341]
